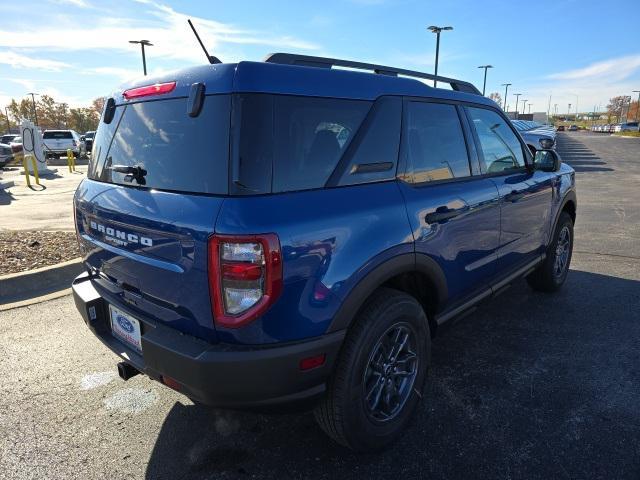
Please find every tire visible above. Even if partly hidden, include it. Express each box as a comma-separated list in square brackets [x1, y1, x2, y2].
[527, 211, 573, 292]
[314, 287, 430, 452]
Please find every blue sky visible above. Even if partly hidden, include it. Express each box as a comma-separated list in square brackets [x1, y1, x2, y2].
[1, 0, 639, 114]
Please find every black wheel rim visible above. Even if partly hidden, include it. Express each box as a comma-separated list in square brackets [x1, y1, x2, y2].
[362, 322, 418, 422]
[554, 225, 571, 278]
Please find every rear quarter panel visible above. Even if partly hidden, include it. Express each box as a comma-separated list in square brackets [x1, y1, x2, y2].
[214, 182, 414, 344]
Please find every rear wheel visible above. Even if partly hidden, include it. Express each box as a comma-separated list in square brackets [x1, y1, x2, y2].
[527, 211, 573, 292]
[314, 288, 430, 451]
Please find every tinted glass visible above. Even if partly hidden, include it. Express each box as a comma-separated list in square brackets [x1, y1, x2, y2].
[337, 96, 402, 186]
[405, 102, 470, 183]
[89, 96, 230, 194]
[467, 107, 525, 173]
[234, 94, 371, 194]
[43, 131, 73, 139]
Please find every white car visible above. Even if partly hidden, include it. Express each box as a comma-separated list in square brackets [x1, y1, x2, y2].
[42, 130, 86, 159]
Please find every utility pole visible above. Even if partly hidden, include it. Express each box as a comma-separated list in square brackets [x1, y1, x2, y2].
[427, 25, 453, 88]
[477, 65, 493, 96]
[129, 39, 153, 75]
[3, 107, 10, 133]
[501, 83, 511, 111]
[27, 92, 40, 126]
[514, 93, 522, 119]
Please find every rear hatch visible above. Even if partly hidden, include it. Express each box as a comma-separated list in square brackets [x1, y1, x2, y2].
[74, 92, 231, 342]
[43, 130, 75, 151]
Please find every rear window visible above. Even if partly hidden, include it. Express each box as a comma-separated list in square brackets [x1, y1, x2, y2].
[88, 96, 230, 194]
[233, 94, 371, 194]
[43, 131, 73, 139]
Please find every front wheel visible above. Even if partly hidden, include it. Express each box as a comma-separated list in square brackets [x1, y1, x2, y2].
[314, 288, 430, 451]
[527, 211, 574, 292]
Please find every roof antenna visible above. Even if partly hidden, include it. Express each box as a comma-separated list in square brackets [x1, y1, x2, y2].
[188, 19, 222, 64]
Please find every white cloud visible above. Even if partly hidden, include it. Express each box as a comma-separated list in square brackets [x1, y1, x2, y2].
[548, 55, 640, 83]
[49, 0, 91, 7]
[0, 51, 70, 71]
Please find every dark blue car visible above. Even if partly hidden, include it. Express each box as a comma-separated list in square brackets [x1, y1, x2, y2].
[72, 53, 576, 451]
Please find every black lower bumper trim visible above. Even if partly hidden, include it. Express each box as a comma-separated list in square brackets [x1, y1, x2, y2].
[72, 272, 345, 408]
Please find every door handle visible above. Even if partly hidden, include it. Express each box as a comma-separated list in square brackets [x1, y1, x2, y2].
[505, 190, 525, 202]
[425, 206, 462, 224]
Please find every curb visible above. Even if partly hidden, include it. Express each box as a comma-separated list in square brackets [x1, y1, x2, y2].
[0, 180, 14, 190]
[0, 258, 83, 306]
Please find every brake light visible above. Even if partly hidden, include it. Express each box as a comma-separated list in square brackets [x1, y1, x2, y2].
[208, 234, 282, 329]
[123, 81, 176, 100]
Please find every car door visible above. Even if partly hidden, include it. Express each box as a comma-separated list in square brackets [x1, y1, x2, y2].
[397, 100, 501, 306]
[465, 106, 554, 276]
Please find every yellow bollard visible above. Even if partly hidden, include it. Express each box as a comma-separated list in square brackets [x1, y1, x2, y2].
[66, 149, 73, 172]
[22, 154, 40, 187]
[71, 151, 76, 171]
[22, 155, 31, 188]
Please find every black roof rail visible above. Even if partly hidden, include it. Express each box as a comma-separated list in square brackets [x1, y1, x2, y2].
[264, 53, 481, 95]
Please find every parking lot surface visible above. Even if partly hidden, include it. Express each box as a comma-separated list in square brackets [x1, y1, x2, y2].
[1, 132, 639, 479]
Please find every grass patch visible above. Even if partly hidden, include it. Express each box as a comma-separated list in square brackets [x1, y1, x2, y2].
[613, 131, 640, 137]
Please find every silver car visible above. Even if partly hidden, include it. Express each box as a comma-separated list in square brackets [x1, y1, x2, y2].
[512, 120, 556, 153]
[43, 129, 86, 159]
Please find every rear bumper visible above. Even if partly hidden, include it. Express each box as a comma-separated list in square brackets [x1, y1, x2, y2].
[72, 272, 344, 409]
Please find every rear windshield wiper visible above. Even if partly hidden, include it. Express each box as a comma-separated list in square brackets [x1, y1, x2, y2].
[109, 164, 147, 185]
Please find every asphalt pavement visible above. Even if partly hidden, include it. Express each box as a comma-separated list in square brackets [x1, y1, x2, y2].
[1, 132, 639, 479]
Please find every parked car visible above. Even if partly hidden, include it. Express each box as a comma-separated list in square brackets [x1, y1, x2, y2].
[0, 142, 12, 168]
[568, 125, 578, 131]
[43, 130, 86, 159]
[616, 122, 639, 132]
[82, 131, 96, 154]
[72, 53, 577, 451]
[0, 133, 20, 145]
[556, 125, 565, 131]
[512, 120, 556, 153]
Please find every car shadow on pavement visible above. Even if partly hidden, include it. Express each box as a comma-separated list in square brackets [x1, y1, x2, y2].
[146, 270, 640, 480]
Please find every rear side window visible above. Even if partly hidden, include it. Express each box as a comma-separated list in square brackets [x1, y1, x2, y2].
[404, 102, 471, 183]
[233, 94, 371, 194]
[89, 96, 230, 194]
[43, 131, 73, 139]
[466, 107, 525, 173]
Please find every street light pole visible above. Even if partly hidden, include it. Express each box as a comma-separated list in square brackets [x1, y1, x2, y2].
[477, 65, 493, 96]
[528, 104, 532, 114]
[427, 25, 453, 88]
[522, 99, 528, 115]
[27, 92, 40, 126]
[501, 83, 511, 111]
[568, 103, 571, 120]
[4, 107, 10, 133]
[633, 90, 640, 122]
[129, 40, 153, 75]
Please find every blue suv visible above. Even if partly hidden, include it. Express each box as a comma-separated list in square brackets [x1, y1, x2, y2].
[72, 53, 576, 451]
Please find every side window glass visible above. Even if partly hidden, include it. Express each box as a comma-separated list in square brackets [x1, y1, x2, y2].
[337, 97, 402, 186]
[467, 107, 525, 173]
[405, 102, 471, 183]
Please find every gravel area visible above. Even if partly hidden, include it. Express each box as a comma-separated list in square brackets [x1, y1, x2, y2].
[0, 231, 80, 275]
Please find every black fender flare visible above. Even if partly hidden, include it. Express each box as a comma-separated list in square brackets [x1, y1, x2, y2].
[548, 189, 577, 244]
[326, 252, 448, 333]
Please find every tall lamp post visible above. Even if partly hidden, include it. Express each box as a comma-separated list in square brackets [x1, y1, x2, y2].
[501, 83, 511, 111]
[633, 90, 640, 122]
[427, 25, 453, 88]
[514, 93, 522, 119]
[477, 65, 493, 96]
[27, 92, 40, 126]
[521, 99, 528, 115]
[129, 39, 153, 75]
[567, 103, 571, 120]
[4, 107, 10, 133]
[528, 104, 533, 114]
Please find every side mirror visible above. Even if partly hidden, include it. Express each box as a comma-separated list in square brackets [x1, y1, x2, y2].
[80, 136, 85, 141]
[534, 149, 560, 172]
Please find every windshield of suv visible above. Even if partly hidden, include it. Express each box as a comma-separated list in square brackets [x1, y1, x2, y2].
[88, 95, 230, 195]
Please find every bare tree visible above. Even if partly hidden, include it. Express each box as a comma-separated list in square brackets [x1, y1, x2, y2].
[489, 92, 502, 107]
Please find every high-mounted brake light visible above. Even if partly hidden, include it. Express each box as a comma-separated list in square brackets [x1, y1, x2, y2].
[208, 234, 282, 329]
[123, 81, 176, 100]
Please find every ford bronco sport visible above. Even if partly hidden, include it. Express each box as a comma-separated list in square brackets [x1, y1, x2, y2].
[72, 53, 576, 451]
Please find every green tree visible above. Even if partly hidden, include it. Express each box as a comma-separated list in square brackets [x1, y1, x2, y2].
[68, 108, 100, 133]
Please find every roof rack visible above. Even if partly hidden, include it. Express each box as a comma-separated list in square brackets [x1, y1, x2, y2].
[264, 53, 481, 95]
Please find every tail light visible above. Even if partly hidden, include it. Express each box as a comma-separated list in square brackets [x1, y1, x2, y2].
[208, 234, 282, 329]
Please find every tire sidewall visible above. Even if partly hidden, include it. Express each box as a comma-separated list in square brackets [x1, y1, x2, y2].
[550, 213, 574, 287]
[340, 296, 430, 450]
